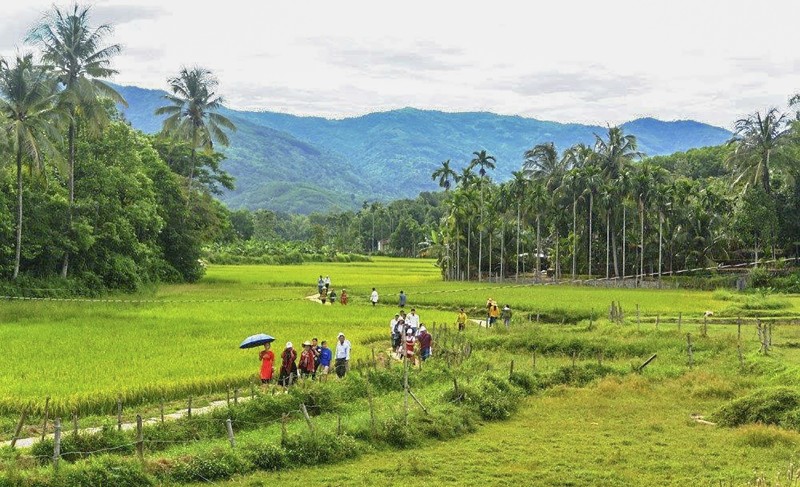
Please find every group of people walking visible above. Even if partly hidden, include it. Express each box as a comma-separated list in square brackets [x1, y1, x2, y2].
[317, 275, 348, 305]
[486, 298, 513, 328]
[389, 308, 433, 365]
[258, 332, 353, 386]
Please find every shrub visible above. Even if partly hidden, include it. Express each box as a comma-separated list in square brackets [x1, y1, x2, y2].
[63, 455, 153, 487]
[243, 443, 286, 471]
[169, 448, 249, 483]
[281, 432, 359, 465]
[416, 405, 477, 440]
[509, 372, 541, 394]
[734, 424, 799, 448]
[379, 416, 420, 448]
[30, 426, 134, 464]
[714, 387, 800, 427]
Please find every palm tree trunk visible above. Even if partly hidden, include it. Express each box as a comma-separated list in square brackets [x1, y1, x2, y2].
[622, 206, 627, 281]
[467, 220, 472, 280]
[658, 213, 663, 285]
[555, 229, 560, 281]
[500, 224, 504, 282]
[13, 148, 23, 279]
[515, 204, 520, 281]
[61, 115, 76, 278]
[187, 144, 197, 207]
[488, 230, 492, 281]
[536, 214, 541, 283]
[763, 149, 771, 194]
[588, 192, 593, 278]
[572, 197, 577, 281]
[639, 197, 645, 287]
[606, 211, 610, 280]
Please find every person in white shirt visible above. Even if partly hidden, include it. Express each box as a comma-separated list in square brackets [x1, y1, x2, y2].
[335, 332, 351, 378]
[324, 275, 331, 290]
[406, 308, 420, 334]
[370, 288, 379, 306]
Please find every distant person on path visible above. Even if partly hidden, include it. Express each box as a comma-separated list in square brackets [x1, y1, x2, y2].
[319, 341, 332, 379]
[340, 289, 348, 305]
[489, 304, 500, 327]
[404, 330, 417, 365]
[371, 288, 379, 306]
[324, 275, 331, 290]
[320, 286, 328, 304]
[299, 341, 317, 379]
[390, 313, 400, 347]
[258, 342, 275, 384]
[335, 332, 351, 378]
[329, 289, 337, 304]
[501, 305, 513, 329]
[279, 342, 298, 387]
[457, 308, 468, 331]
[399, 290, 407, 308]
[417, 325, 432, 362]
[318, 276, 325, 294]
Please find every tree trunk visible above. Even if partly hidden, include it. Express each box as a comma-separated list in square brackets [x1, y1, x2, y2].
[467, 220, 471, 280]
[13, 148, 23, 279]
[622, 206, 626, 280]
[536, 214, 541, 283]
[658, 213, 663, 284]
[555, 229, 560, 280]
[763, 148, 771, 195]
[572, 197, 577, 280]
[639, 197, 645, 287]
[606, 211, 610, 280]
[488, 230, 493, 281]
[478, 181, 484, 282]
[588, 192, 593, 278]
[60, 116, 76, 278]
[500, 224, 504, 281]
[516, 204, 520, 281]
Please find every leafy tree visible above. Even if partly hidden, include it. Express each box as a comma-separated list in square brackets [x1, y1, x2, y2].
[431, 159, 457, 190]
[0, 54, 62, 279]
[230, 209, 255, 240]
[27, 3, 126, 277]
[728, 108, 791, 194]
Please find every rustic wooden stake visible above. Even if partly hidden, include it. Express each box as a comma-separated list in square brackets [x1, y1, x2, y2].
[135, 415, 144, 461]
[678, 312, 682, 332]
[41, 396, 51, 441]
[10, 408, 28, 448]
[281, 413, 288, 444]
[52, 418, 61, 471]
[116, 397, 123, 431]
[72, 412, 78, 437]
[532, 350, 536, 369]
[226, 418, 236, 448]
[737, 316, 742, 341]
[234, 388, 239, 405]
[702, 315, 708, 337]
[407, 389, 429, 414]
[159, 400, 165, 423]
[187, 396, 192, 419]
[300, 403, 314, 434]
[687, 334, 694, 368]
[637, 354, 658, 372]
[509, 359, 515, 379]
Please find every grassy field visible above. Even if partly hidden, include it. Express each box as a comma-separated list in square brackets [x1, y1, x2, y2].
[2, 258, 800, 485]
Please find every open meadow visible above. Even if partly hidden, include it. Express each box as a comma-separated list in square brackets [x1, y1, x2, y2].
[2, 258, 800, 486]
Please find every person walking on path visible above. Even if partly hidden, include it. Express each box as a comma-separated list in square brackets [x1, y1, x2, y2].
[324, 275, 331, 290]
[312, 337, 322, 372]
[318, 341, 332, 380]
[457, 308, 468, 331]
[501, 305, 513, 329]
[299, 341, 317, 379]
[317, 276, 325, 294]
[390, 313, 400, 346]
[329, 289, 337, 304]
[399, 290, 407, 308]
[371, 288, 379, 306]
[404, 330, 417, 366]
[340, 289, 348, 305]
[335, 332, 351, 378]
[417, 325, 432, 362]
[489, 303, 500, 327]
[406, 308, 420, 335]
[319, 286, 328, 304]
[258, 343, 275, 384]
[278, 342, 298, 387]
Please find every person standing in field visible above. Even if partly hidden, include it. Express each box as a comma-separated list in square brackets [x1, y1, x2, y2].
[404, 330, 417, 366]
[340, 289, 348, 305]
[319, 286, 328, 304]
[390, 313, 400, 347]
[489, 303, 500, 327]
[335, 332, 351, 378]
[329, 289, 337, 304]
[371, 288, 379, 306]
[457, 308, 468, 331]
[279, 342, 297, 387]
[501, 305, 513, 329]
[324, 275, 331, 291]
[312, 337, 322, 372]
[399, 290, 407, 308]
[486, 298, 493, 325]
[318, 341, 332, 380]
[317, 276, 325, 294]
[258, 342, 275, 384]
[417, 325, 432, 362]
[299, 341, 317, 379]
[406, 308, 420, 335]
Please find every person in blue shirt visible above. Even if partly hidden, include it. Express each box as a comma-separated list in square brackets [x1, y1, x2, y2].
[318, 340, 333, 380]
[399, 290, 407, 308]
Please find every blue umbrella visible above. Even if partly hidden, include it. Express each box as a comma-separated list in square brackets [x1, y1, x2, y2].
[239, 334, 275, 349]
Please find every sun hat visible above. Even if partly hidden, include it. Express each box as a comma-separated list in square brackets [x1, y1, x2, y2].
[419, 325, 426, 332]
[302, 340, 312, 347]
[286, 341, 293, 348]
[337, 332, 345, 338]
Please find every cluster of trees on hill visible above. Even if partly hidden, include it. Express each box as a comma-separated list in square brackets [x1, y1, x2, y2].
[0, 5, 235, 293]
[426, 105, 800, 282]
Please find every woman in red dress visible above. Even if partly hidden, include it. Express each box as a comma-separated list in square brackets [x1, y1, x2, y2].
[259, 342, 275, 384]
[278, 342, 298, 387]
[298, 341, 317, 379]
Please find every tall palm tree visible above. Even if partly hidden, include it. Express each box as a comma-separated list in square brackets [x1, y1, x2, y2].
[727, 108, 790, 195]
[468, 150, 496, 281]
[0, 54, 62, 279]
[581, 163, 603, 278]
[431, 159, 457, 191]
[27, 4, 126, 277]
[508, 170, 529, 280]
[523, 142, 567, 191]
[527, 180, 549, 281]
[155, 67, 236, 200]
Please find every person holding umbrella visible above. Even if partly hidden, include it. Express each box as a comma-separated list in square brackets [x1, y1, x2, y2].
[259, 343, 275, 384]
[279, 342, 298, 387]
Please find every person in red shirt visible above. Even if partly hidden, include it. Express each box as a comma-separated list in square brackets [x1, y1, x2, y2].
[340, 289, 348, 305]
[404, 332, 417, 366]
[278, 342, 297, 387]
[258, 342, 275, 384]
[417, 325, 432, 361]
[299, 341, 317, 379]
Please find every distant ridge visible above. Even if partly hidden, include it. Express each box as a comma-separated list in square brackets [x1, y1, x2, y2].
[114, 84, 731, 213]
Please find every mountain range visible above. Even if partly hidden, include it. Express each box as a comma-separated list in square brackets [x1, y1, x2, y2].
[114, 84, 732, 214]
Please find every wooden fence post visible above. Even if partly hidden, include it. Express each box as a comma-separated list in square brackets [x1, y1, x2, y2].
[300, 403, 314, 434]
[72, 412, 78, 437]
[337, 415, 342, 436]
[532, 350, 536, 369]
[702, 315, 708, 338]
[52, 418, 61, 471]
[737, 316, 742, 341]
[678, 312, 682, 332]
[159, 400, 165, 423]
[136, 415, 144, 461]
[234, 388, 239, 405]
[509, 360, 514, 379]
[226, 418, 236, 448]
[281, 414, 288, 444]
[187, 396, 193, 419]
[10, 408, 28, 448]
[687, 334, 693, 368]
[117, 397, 123, 431]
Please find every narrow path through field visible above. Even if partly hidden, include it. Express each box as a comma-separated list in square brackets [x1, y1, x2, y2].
[2, 395, 253, 449]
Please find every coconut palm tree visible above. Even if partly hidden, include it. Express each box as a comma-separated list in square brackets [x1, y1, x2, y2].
[581, 163, 603, 278]
[468, 150, 496, 281]
[527, 180, 549, 281]
[523, 142, 567, 191]
[27, 3, 126, 277]
[0, 54, 62, 278]
[431, 159, 457, 191]
[155, 67, 236, 200]
[508, 170, 529, 280]
[727, 108, 790, 195]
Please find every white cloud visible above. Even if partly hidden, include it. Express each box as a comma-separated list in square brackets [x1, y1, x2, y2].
[2, 0, 800, 128]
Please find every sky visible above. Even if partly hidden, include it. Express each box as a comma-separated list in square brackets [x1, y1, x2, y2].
[2, 0, 799, 128]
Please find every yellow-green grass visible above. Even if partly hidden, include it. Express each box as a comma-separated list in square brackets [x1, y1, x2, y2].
[0, 257, 798, 418]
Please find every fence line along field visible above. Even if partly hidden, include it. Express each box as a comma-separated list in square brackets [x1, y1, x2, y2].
[1, 258, 799, 419]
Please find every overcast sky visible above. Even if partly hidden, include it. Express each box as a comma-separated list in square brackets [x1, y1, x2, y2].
[2, 0, 799, 128]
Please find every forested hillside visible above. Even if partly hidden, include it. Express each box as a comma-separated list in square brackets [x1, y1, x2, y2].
[115, 85, 731, 213]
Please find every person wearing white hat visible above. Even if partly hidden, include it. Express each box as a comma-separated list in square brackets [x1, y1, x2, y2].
[278, 342, 297, 387]
[335, 332, 351, 378]
[417, 325, 432, 362]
